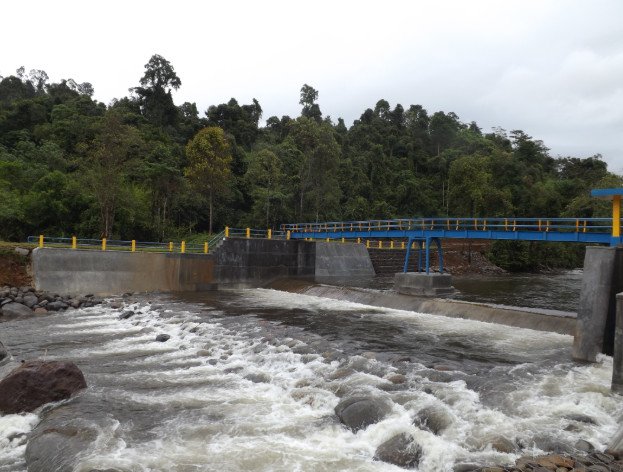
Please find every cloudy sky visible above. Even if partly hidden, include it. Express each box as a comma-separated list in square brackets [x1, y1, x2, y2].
[2, 0, 622, 172]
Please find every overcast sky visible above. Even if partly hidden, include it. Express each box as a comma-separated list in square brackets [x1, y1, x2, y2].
[2, 0, 622, 173]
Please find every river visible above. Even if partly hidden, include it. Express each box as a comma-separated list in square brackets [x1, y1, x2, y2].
[1, 271, 621, 471]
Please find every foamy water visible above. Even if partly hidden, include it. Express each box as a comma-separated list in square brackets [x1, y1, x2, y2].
[0, 287, 620, 471]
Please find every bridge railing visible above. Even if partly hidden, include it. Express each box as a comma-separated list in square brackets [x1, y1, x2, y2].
[281, 217, 615, 234]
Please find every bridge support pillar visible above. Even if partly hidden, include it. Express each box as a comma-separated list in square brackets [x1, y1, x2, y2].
[394, 272, 455, 297]
[572, 246, 623, 362]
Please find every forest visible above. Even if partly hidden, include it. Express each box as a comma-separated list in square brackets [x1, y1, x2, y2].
[0, 55, 621, 269]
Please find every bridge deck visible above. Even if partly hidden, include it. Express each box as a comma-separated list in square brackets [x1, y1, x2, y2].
[282, 217, 623, 247]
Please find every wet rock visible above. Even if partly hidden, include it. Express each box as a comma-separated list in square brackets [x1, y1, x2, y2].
[1, 302, 33, 317]
[0, 360, 87, 414]
[387, 374, 407, 384]
[453, 463, 481, 472]
[607, 425, 623, 456]
[414, 405, 453, 435]
[69, 299, 81, 309]
[575, 439, 595, 453]
[14, 247, 29, 256]
[34, 307, 48, 315]
[535, 454, 575, 469]
[47, 300, 67, 311]
[155, 334, 171, 342]
[532, 436, 575, 454]
[484, 435, 518, 453]
[109, 301, 123, 309]
[244, 373, 271, 383]
[423, 370, 453, 383]
[22, 293, 39, 308]
[119, 310, 135, 320]
[563, 414, 597, 425]
[25, 402, 109, 472]
[0, 341, 8, 365]
[374, 433, 422, 468]
[328, 367, 355, 380]
[335, 396, 392, 432]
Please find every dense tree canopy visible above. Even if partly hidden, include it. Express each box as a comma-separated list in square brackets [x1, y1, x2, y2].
[0, 54, 620, 269]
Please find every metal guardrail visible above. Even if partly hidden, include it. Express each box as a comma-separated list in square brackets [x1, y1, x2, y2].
[28, 227, 289, 254]
[282, 217, 616, 234]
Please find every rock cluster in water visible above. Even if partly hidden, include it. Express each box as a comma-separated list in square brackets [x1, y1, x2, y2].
[474, 451, 623, 472]
[0, 285, 102, 317]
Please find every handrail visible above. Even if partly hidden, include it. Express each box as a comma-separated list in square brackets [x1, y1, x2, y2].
[282, 217, 617, 234]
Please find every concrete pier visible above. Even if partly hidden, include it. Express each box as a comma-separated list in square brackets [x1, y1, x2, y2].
[394, 272, 455, 297]
[612, 293, 623, 393]
[572, 246, 623, 362]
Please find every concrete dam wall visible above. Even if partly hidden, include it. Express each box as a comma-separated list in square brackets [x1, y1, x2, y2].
[32, 239, 375, 296]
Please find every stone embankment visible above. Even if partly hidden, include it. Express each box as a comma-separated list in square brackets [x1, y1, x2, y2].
[0, 285, 103, 317]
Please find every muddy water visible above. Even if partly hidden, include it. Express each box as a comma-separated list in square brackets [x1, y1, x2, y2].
[0, 278, 620, 472]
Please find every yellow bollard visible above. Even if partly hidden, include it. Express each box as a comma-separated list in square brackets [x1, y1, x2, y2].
[614, 195, 621, 238]
[326, 237, 330, 242]
[181, 241, 186, 253]
[378, 241, 382, 249]
[225, 226, 230, 238]
[102, 238, 107, 251]
[39, 235, 44, 248]
[246, 228, 250, 239]
[71, 236, 76, 249]
[169, 241, 173, 252]
[287, 230, 291, 240]
[390, 241, 394, 249]
[401, 241, 405, 249]
[267, 229, 272, 239]
[131, 240, 136, 252]
[204, 242, 208, 254]
[366, 240, 370, 248]
[341, 237, 345, 243]
[357, 237, 361, 244]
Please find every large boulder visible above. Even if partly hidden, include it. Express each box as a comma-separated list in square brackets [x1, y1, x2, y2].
[335, 396, 392, 432]
[1, 302, 33, 317]
[0, 360, 87, 413]
[25, 401, 108, 472]
[414, 405, 453, 435]
[374, 433, 422, 468]
[0, 341, 8, 365]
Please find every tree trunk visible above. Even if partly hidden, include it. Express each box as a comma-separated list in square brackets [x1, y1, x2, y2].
[209, 192, 213, 235]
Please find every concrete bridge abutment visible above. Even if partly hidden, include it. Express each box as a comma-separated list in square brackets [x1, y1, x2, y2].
[572, 245, 623, 362]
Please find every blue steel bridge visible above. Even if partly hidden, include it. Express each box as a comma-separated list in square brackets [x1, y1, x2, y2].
[281, 189, 623, 273]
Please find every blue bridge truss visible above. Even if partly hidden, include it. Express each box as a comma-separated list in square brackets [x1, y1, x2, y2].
[282, 217, 623, 274]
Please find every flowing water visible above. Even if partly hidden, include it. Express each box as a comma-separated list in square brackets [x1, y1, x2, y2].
[1, 272, 621, 472]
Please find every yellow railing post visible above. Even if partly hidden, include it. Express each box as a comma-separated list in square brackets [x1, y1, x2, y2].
[181, 241, 186, 253]
[341, 237, 345, 243]
[378, 241, 382, 249]
[505, 218, 508, 231]
[390, 241, 394, 249]
[169, 241, 173, 252]
[71, 236, 77, 249]
[357, 237, 361, 244]
[401, 241, 405, 249]
[366, 240, 370, 248]
[225, 226, 230, 238]
[614, 195, 621, 238]
[204, 242, 208, 253]
[267, 229, 272, 239]
[102, 238, 107, 251]
[538, 219, 542, 231]
[39, 235, 44, 248]
[287, 230, 291, 240]
[326, 237, 330, 242]
[246, 228, 250, 239]
[131, 240, 136, 252]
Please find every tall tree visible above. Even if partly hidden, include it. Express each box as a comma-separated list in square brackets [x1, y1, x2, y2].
[132, 54, 181, 127]
[299, 84, 322, 122]
[86, 111, 143, 238]
[184, 127, 232, 233]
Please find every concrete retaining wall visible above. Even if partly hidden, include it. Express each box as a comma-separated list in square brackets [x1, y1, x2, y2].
[32, 248, 216, 296]
[31, 239, 375, 295]
[314, 242, 375, 281]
